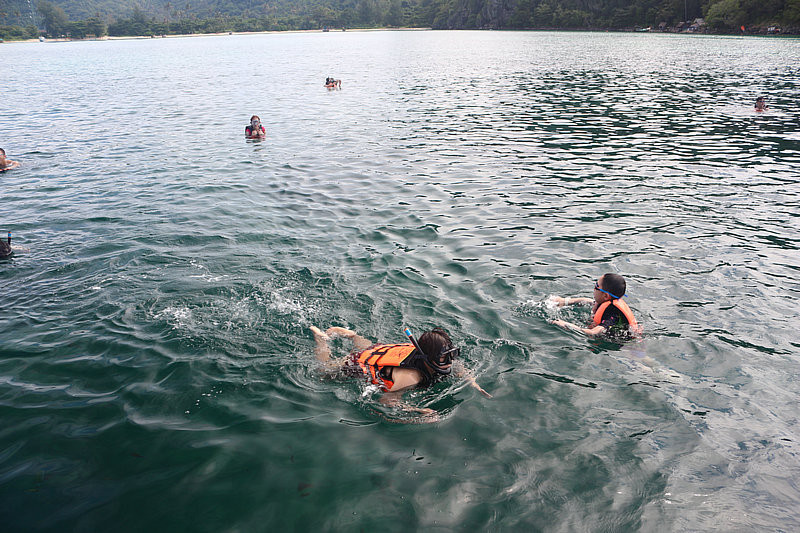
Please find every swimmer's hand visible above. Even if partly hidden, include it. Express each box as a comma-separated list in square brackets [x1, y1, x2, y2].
[453, 363, 492, 398]
[550, 319, 581, 332]
[467, 373, 492, 398]
[381, 393, 439, 422]
[549, 296, 567, 306]
[405, 406, 436, 415]
[469, 379, 492, 399]
[405, 406, 440, 423]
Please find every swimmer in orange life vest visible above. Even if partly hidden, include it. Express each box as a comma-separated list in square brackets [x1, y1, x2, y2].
[310, 325, 490, 415]
[549, 273, 642, 337]
[0, 148, 20, 172]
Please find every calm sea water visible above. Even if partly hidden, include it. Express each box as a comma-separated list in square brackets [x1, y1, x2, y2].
[1, 30, 799, 531]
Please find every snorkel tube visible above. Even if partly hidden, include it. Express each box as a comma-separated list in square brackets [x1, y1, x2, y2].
[404, 327, 424, 354]
[405, 327, 453, 376]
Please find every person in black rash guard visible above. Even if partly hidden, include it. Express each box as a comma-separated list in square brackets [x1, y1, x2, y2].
[549, 273, 642, 337]
[245, 115, 265, 138]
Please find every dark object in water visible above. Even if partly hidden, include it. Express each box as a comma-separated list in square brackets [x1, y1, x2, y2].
[0, 232, 12, 259]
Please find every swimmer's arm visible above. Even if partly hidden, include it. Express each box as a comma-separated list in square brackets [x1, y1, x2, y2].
[453, 362, 492, 398]
[550, 296, 592, 307]
[3, 160, 20, 170]
[550, 319, 605, 337]
[380, 391, 439, 422]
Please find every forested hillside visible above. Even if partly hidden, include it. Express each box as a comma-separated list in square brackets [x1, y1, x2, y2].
[2, 0, 798, 39]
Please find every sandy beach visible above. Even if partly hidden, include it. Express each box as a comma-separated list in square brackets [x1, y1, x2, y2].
[6, 26, 430, 44]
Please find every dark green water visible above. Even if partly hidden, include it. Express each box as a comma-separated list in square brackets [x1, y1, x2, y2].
[1, 30, 799, 531]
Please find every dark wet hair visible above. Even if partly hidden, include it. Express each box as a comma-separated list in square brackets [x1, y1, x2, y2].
[418, 328, 454, 363]
[601, 273, 626, 299]
[756, 96, 765, 102]
[0, 236, 11, 259]
[0, 148, 5, 156]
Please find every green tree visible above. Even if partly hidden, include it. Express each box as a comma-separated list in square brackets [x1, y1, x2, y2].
[86, 16, 106, 36]
[66, 19, 87, 37]
[705, 0, 745, 29]
[387, 0, 402, 26]
[784, 0, 800, 24]
[37, 0, 69, 36]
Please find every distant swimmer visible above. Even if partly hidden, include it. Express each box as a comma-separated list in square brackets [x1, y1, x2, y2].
[245, 115, 266, 138]
[549, 273, 642, 338]
[0, 232, 13, 260]
[324, 77, 341, 89]
[755, 96, 768, 111]
[309, 325, 490, 417]
[0, 148, 20, 172]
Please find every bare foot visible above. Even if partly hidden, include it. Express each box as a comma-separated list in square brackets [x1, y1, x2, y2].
[311, 326, 333, 362]
[326, 327, 356, 338]
[310, 326, 329, 341]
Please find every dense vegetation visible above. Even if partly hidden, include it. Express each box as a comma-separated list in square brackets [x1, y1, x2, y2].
[1, 0, 798, 40]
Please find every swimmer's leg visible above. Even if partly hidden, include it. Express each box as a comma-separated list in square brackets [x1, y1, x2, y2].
[326, 327, 372, 351]
[326, 326, 356, 338]
[311, 326, 332, 362]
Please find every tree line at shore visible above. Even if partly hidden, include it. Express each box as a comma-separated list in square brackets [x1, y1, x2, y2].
[2, 0, 799, 40]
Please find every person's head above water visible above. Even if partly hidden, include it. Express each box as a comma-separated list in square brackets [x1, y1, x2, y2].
[0, 148, 18, 170]
[246, 116, 265, 138]
[594, 273, 626, 302]
[417, 328, 459, 375]
[0, 231, 11, 260]
[755, 96, 767, 110]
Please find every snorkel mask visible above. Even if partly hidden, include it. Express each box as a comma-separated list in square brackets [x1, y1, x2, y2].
[405, 328, 457, 376]
[428, 346, 458, 375]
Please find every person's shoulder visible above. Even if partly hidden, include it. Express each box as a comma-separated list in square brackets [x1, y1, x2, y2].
[391, 367, 424, 390]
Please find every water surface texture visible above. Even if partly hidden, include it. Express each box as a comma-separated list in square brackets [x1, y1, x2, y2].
[2, 31, 800, 531]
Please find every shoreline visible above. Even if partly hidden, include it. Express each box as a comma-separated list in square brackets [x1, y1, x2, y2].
[7, 27, 431, 44]
[4, 25, 797, 44]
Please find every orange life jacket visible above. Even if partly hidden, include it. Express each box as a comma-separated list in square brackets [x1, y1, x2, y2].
[592, 299, 642, 335]
[356, 343, 432, 391]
